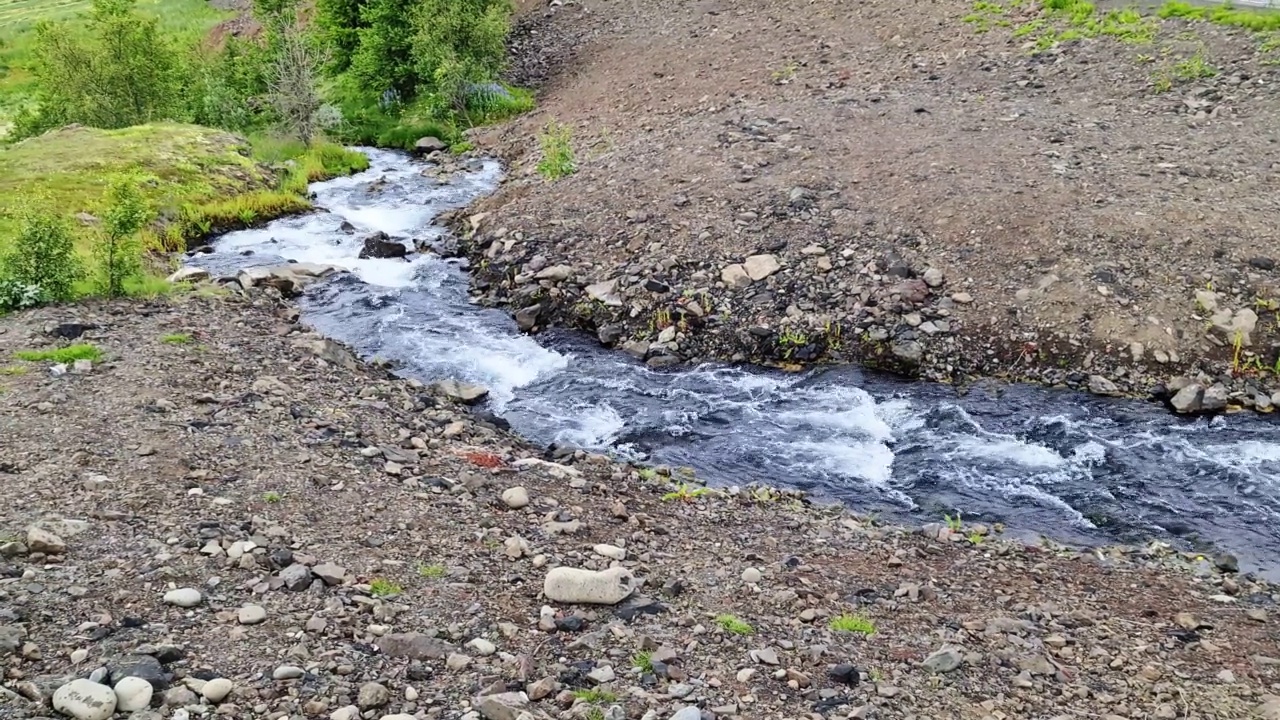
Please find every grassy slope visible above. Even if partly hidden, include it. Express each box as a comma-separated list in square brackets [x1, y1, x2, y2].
[0, 123, 368, 260]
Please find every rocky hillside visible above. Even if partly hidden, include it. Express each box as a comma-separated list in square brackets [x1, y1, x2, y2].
[468, 0, 1280, 413]
[1, 282, 1279, 719]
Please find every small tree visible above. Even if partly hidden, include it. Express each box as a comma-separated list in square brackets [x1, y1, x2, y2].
[95, 176, 150, 297]
[0, 202, 82, 307]
[25, 0, 183, 132]
[266, 24, 325, 145]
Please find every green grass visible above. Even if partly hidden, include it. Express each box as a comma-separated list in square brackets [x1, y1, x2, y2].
[829, 613, 877, 635]
[0, 124, 366, 306]
[536, 122, 576, 180]
[0, 365, 28, 375]
[632, 651, 654, 673]
[571, 689, 617, 705]
[1158, 0, 1280, 32]
[1172, 50, 1217, 79]
[161, 333, 193, 344]
[262, 491, 282, 503]
[369, 578, 401, 597]
[715, 614, 754, 635]
[417, 563, 446, 578]
[14, 343, 101, 363]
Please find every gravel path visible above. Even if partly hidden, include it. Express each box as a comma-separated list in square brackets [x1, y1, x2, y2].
[1, 288, 1278, 719]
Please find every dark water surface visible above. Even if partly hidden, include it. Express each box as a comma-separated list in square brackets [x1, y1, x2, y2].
[192, 149, 1280, 577]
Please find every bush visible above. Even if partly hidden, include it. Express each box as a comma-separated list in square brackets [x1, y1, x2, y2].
[20, 0, 186, 136]
[0, 203, 82, 309]
[95, 176, 150, 297]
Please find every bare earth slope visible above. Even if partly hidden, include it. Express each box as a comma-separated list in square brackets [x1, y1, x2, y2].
[1, 286, 1279, 719]
[467, 0, 1280, 411]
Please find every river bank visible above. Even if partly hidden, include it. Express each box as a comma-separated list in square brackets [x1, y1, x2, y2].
[2, 286, 1279, 720]
[461, 0, 1280, 415]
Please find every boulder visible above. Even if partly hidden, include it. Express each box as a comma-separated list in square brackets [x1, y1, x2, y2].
[474, 691, 529, 720]
[543, 566, 638, 605]
[743, 254, 781, 281]
[434, 379, 490, 405]
[720, 264, 751, 289]
[358, 232, 409, 260]
[1170, 384, 1203, 414]
[167, 266, 209, 284]
[26, 527, 66, 555]
[52, 679, 116, 720]
[585, 279, 623, 306]
[413, 136, 448, 154]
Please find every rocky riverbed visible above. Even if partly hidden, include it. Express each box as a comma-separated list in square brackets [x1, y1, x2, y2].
[462, 0, 1280, 414]
[2, 287, 1280, 720]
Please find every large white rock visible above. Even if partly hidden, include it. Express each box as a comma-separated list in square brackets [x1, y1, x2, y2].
[163, 587, 202, 607]
[743, 254, 781, 281]
[53, 678, 117, 720]
[720, 264, 751, 289]
[543, 566, 637, 605]
[112, 676, 153, 712]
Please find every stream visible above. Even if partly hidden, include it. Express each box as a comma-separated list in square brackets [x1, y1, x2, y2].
[190, 149, 1280, 578]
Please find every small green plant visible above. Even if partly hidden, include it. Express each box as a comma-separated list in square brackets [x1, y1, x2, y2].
[536, 122, 576, 180]
[95, 176, 151, 298]
[263, 491, 282, 503]
[968, 531, 985, 545]
[829, 613, 877, 635]
[1151, 70, 1174, 93]
[418, 563, 447, 578]
[0, 366, 28, 376]
[583, 709, 606, 720]
[869, 668, 885, 683]
[662, 483, 710, 503]
[14, 344, 103, 364]
[637, 467, 659, 482]
[771, 61, 800, 83]
[632, 651, 654, 673]
[572, 688, 618, 705]
[162, 333, 194, 344]
[944, 512, 963, 532]
[1231, 330, 1246, 375]
[715, 614, 754, 635]
[369, 578, 402, 597]
[652, 307, 674, 331]
[1173, 51, 1217, 80]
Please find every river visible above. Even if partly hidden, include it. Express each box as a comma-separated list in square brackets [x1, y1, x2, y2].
[190, 148, 1280, 578]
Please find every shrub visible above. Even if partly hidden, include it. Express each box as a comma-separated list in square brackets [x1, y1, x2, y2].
[21, 0, 186, 136]
[536, 122, 576, 180]
[95, 176, 151, 297]
[0, 203, 82, 308]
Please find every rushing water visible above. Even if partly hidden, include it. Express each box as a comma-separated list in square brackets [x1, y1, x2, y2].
[191, 149, 1280, 578]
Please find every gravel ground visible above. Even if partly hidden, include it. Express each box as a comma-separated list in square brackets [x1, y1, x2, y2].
[2, 288, 1280, 720]
[463, 0, 1280, 414]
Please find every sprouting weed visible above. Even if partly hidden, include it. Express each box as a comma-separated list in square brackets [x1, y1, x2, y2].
[829, 613, 877, 635]
[716, 614, 754, 635]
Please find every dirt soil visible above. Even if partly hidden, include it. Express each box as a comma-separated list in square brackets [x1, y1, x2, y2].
[465, 0, 1280, 413]
[2, 290, 1280, 720]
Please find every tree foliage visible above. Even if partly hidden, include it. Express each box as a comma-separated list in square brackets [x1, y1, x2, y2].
[316, 0, 514, 107]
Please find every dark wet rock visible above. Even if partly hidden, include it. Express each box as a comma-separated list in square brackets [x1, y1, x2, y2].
[358, 232, 409, 259]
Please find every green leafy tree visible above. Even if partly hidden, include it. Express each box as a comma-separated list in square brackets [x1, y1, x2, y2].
[24, 0, 184, 132]
[0, 202, 82, 306]
[413, 0, 513, 110]
[348, 0, 421, 96]
[185, 38, 271, 132]
[314, 0, 363, 73]
[95, 176, 151, 297]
